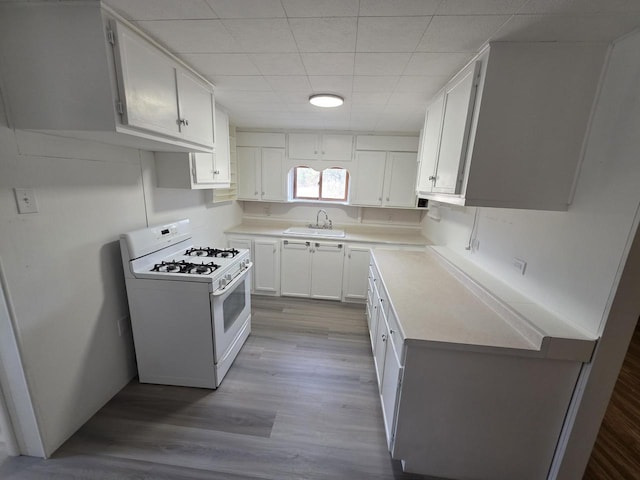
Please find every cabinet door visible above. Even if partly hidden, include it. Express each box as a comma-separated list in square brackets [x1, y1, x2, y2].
[261, 147, 285, 201]
[192, 153, 216, 185]
[433, 61, 480, 194]
[310, 242, 344, 300]
[213, 107, 231, 185]
[237, 147, 260, 200]
[176, 70, 214, 147]
[254, 238, 280, 295]
[280, 240, 311, 297]
[369, 284, 381, 351]
[351, 151, 386, 206]
[288, 133, 318, 160]
[381, 331, 402, 449]
[384, 152, 418, 207]
[113, 21, 180, 138]
[321, 134, 353, 161]
[373, 309, 388, 387]
[416, 94, 445, 194]
[342, 246, 371, 301]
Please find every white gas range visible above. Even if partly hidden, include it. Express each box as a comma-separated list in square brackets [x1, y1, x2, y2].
[120, 219, 252, 389]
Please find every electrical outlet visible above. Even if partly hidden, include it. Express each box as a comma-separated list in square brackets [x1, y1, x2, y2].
[512, 258, 527, 275]
[14, 188, 39, 214]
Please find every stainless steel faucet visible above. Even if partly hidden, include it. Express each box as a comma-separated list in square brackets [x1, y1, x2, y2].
[311, 209, 332, 229]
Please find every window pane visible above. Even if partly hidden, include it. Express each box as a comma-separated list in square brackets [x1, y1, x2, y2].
[295, 167, 320, 198]
[321, 168, 348, 200]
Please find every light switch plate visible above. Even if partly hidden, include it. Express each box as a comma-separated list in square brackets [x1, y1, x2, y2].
[14, 188, 39, 214]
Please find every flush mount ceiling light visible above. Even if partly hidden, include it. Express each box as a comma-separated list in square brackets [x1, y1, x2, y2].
[309, 94, 344, 108]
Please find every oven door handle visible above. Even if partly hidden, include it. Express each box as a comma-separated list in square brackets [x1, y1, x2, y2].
[211, 262, 253, 296]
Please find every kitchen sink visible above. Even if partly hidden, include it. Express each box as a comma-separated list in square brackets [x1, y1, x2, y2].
[282, 227, 346, 238]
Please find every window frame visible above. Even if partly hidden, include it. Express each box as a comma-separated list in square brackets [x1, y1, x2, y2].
[293, 166, 349, 202]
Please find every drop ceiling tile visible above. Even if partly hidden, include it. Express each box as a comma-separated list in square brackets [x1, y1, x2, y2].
[205, 0, 286, 18]
[354, 53, 412, 75]
[492, 13, 640, 42]
[394, 75, 448, 94]
[519, 0, 640, 14]
[404, 52, 473, 75]
[352, 76, 399, 92]
[210, 75, 272, 90]
[222, 19, 298, 52]
[104, 0, 216, 20]
[137, 20, 239, 53]
[301, 53, 355, 75]
[308, 76, 354, 94]
[356, 16, 432, 52]
[289, 17, 357, 52]
[264, 75, 312, 92]
[436, 0, 528, 15]
[180, 53, 261, 75]
[351, 91, 391, 105]
[281, 0, 359, 17]
[359, 0, 441, 16]
[417, 15, 510, 52]
[387, 92, 429, 106]
[250, 53, 307, 75]
[214, 90, 281, 104]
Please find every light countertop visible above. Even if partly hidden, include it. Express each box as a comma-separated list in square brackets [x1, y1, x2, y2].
[225, 220, 431, 246]
[372, 247, 597, 362]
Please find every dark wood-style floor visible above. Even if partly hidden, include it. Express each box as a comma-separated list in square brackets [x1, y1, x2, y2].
[584, 319, 640, 479]
[0, 296, 425, 479]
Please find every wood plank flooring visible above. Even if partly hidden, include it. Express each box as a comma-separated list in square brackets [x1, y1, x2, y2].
[0, 296, 425, 480]
[584, 319, 640, 479]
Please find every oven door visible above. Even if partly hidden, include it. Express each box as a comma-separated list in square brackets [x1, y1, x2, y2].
[210, 264, 252, 363]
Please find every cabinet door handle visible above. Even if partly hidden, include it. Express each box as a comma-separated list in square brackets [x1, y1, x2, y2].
[214, 170, 220, 174]
[390, 329, 395, 335]
[254, 191, 258, 195]
[378, 197, 382, 201]
[429, 175, 436, 181]
[381, 334, 387, 342]
[386, 197, 390, 201]
[178, 118, 189, 126]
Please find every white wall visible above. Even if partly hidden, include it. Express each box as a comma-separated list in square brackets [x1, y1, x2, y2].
[422, 30, 640, 478]
[0, 110, 242, 455]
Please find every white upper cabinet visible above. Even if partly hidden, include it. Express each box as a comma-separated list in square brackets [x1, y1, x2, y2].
[416, 94, 445, 195]
[352, 151, 418, 208]
[236, 144, 286, 202]
[417, 42, 608, 210]
[0, 2, 215, 153]
[288, 133, 353, 161]
[384, 152, 420, 208]
[154, 108, 230, 190]
[351, 151, 387, 206]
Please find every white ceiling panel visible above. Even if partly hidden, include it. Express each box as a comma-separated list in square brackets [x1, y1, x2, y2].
[205, 0, 286, 18]
[289, 17, 357, 53]
[104, 0, 640, 133]
[179, 53, 261, 75]
[436, 0, 528, 15]
[265, 75, 312, 92]
[137, 19, 239, 53]
[281, 0, 360, 17]
[308, 76, 354, 94]
[249, 53, 307, 75]
[358, 0, 441, 17]
[301, 53, 355, 75]
[356, 16, 432, 52]
[106, 0, 216, 20]
[222, 19, 298, 52]
[417, 15, 510, 52]
[354, 53, 413, 75]
[404, 52, 473, 75]
[353, 76, 400, 93]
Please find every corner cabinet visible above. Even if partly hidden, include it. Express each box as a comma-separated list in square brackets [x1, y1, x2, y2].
[0, 2, 215, 153]
[155, 108, 231, 189]
[417, 42, 608, 210]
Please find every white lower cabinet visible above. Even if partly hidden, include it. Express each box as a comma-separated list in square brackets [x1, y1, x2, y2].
[280, 240, 344, 300]
[228, 236, 279, 295]
[342, 245, 371, 302]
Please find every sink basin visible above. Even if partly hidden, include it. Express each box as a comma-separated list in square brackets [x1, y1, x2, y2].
[283, 227, 346, 238]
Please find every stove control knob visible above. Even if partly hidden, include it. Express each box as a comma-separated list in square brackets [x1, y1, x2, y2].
[225, 273, 233, 282]
[219, 278, 228, 288]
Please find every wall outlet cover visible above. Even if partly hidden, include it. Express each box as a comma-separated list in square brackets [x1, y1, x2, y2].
[14, 188, 39, 214]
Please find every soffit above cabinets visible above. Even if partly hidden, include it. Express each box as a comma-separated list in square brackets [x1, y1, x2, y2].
[103, 0, 640, 133]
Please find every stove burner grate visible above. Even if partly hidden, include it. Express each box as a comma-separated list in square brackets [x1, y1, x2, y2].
[151, 260, 221, 275]
[185, 247, 240, 258]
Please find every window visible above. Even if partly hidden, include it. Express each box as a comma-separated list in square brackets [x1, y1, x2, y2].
[293, 166, 349, 201]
